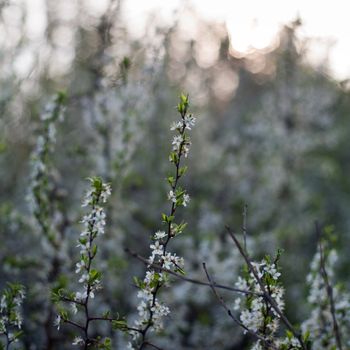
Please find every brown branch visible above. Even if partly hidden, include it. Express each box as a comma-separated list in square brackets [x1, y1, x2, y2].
[62, 319, 85, 331]
[125, 248, 262, 297]
[142, 341, 165, 350]
[242, 204, 248, 253]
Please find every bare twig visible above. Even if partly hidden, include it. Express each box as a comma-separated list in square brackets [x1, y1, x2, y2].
[63, 318, 85, 331]
[242, 204, 248, 253]
[143, 341, 165, 350]
[315, 221, 343, 350]
[125, 248, 262, 297]
[226, 226, 307, 350]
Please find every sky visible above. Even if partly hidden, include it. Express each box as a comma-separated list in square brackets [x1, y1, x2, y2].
[121, 0, 350, 81]
[6, 0, 350, 81]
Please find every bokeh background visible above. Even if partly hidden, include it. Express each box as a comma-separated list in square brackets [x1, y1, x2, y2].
[1, 0, 350, 349]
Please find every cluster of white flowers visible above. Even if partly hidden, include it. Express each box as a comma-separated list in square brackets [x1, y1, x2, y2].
[28, 94, 65, 197]
[0, 284, 25, 346]
[301, 248, 350, 349]
[55, 178, 112, 344]
[167, 190, 190, 207]
[130, 232, 185, 345]
[27, 93, 66, 245]
[169, 110, 195, 159]
[277, 335, 302, 349]
[170, 113, 195, 131]
[171, 134, 192, 158]
[74, 179, 111, 304]
[233, 259, 285, 348]
[129, 95, 194, 349]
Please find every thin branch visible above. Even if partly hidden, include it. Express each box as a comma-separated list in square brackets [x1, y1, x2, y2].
[315, 221, 343, 350]
[63, 319, 85, 331]
[59, 295, 84, 306]
[143, 341, 165, 350]
[88, 317, 141, 333]
[242, 204, 248, 253]
[125, 248, 262, 297]
[226, 226, 307, 350]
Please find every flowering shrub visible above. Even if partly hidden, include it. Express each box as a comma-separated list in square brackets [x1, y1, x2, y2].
[28, 91, 66, 246]
[53, 177, 128, 349]
[301, 227, 350, 349]
[0, 92, 349, 350]
[0, 284, 25, 349]
[234, 256, 284, 343]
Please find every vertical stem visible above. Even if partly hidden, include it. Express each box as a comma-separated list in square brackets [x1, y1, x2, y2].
[315, 221, 343, 350]
[138, 97, 191, 349]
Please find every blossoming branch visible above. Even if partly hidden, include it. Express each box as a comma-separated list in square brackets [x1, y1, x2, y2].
[129, 94, 195, 349]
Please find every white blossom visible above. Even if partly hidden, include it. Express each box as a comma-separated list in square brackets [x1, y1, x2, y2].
[184, 114, 196, 130]
[234, 257, 284, 339]
[72, 336, 84, 346]
[0, 285, 25, 347]
[168, 190, 177, 203]
[150, 241, 163, 257]
[154, 230, 167, 240]
[182, 193, 190, 207]
[172, 135, 183, 151]
[302, 248, 350, 349]
[170, 121, 183, 131]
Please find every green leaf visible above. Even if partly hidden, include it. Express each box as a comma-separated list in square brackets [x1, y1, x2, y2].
[303, 330, 310, 342]
[174, 266, 186, 275]
[89, 269, 101, 283]
[133, 276, 145, 289]
[286, 330, 293, 339]
[112, 319, 128, 332]
[102, 310, 111, 318]
[169, 152, 178, 164]
[167, 176, 175, 186]
[92, 244, 98, 257]
[120, 56, 131, 70]
[178, 166, 188, 177]
[161, 213, 174, 223]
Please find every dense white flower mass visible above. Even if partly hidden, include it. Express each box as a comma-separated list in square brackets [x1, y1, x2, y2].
[301, 248, 350, 349]
[74, 180, 111, 303]
[233, 257, 287, 348]
[0, 284, 25, 346]
[27, 93, 66, 247]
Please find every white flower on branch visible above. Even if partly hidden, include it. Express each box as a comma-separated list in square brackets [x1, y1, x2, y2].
[154, 230, 167, 240]
[184, 114, 196, 130]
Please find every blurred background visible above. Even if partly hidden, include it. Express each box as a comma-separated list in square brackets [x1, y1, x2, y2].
[1, 0, 350, 349]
